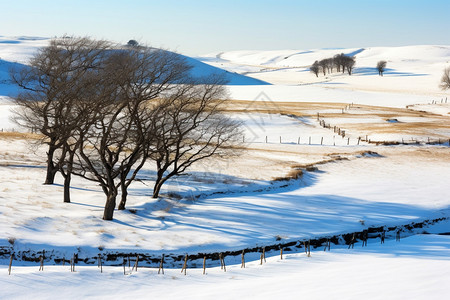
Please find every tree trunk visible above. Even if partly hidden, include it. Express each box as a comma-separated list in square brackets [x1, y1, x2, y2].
[103, 191, 117, 220]
[152, 181, 163, 199]
[44, 147, 58, 184]
[118, 184, 128, 210]
[152, 173, 168, 199]
[63, 172, 71, 203]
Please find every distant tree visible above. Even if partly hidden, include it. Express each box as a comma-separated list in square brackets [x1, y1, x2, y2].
[343, 56, 356, 75]
[377, 60, 387, 76]
[334, 53, 345, 73]
[310, 61, 320, 77]
[319, 59, 328, 76]
[440, 67, 450, 90]
[325, 58, 334, 73]
[127, 39, 139, 47]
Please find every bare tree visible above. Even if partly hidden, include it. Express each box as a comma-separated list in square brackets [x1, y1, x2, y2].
[12, 37, 242, 219]
[148, 75, 242, 199]
[10, 36, 111, 186]
[440, 67, 450, 90]
[312, 54, 354, 75]
[334, 53, 345, 73]
[343, 56, 356, 75]
[72, 47, 192, 220]
[310, 61, 320, 77]
[377, 60, 387, 76]
[319, 59, 328, 76]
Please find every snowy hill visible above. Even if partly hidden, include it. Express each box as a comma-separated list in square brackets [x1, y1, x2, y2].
[199, 45, 450, 102]
[0, 36, 268, 99]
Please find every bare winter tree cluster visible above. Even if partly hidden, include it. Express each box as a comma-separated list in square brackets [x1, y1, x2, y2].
[11, 37, 242, 220]
[440, 67, 450, 90]
[310, 54, 356, 77]
[376, 60, 387, 76]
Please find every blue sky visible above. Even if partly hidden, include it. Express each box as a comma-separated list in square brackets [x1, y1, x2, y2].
[2, 0, 449, 55]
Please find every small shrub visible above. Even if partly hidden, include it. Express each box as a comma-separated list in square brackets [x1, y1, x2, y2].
[8, 237, 16, 246]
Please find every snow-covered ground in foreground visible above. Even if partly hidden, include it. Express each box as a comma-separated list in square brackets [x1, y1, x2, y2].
[2, 234, 450, 300]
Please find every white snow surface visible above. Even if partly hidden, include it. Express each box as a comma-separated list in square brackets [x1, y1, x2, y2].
[2, 234, 450, 300]
[199, 45, 450, 107]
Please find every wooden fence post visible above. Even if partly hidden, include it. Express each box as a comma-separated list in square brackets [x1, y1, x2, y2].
[8, 253, 13, 275]
[123, 257, 126, 275]
[321, 137, 323, 145]
[220, 253, 227, 272]
[39, 256, 44, 271]
[203, 256, 206, 275]
[280, 247, 283, 260]
[181, 254, 188, 275]
[307, 240, 311, 257]
[98, 254, 103, 273]
[309, 136, 311, 145]
[132, 255, 139, 272]
[348, 233, 355, 249]
[71, 253, 76, 272]
[241, 250, 245, 268]
[39, 250, 45, 271]
[158, 254, 165, 275]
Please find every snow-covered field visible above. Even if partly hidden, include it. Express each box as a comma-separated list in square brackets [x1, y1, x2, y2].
[2, 234, 450, 300]
[1, 36, 450, 299]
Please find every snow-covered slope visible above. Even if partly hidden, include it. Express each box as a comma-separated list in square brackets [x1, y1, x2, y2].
[199, 45, 450, 102]
[0, 36, 267, 99]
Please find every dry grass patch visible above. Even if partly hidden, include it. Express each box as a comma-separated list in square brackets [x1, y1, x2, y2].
[0, 131, 41, 140]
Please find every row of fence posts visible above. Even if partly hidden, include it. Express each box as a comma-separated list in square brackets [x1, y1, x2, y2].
[430, 97, 448, 104]
[317, 103, 369, 146]
[6, 229, 404, 276]
[317, 104, 450, 147]
[245, 135, 361, 146]
[242, 103, 362, 146]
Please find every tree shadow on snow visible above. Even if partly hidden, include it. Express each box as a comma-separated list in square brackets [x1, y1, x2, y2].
[118, 169, 445, 253]
[353, 67, 428, 77]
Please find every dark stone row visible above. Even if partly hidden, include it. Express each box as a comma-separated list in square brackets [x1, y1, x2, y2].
[1, 217, 447, 268]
